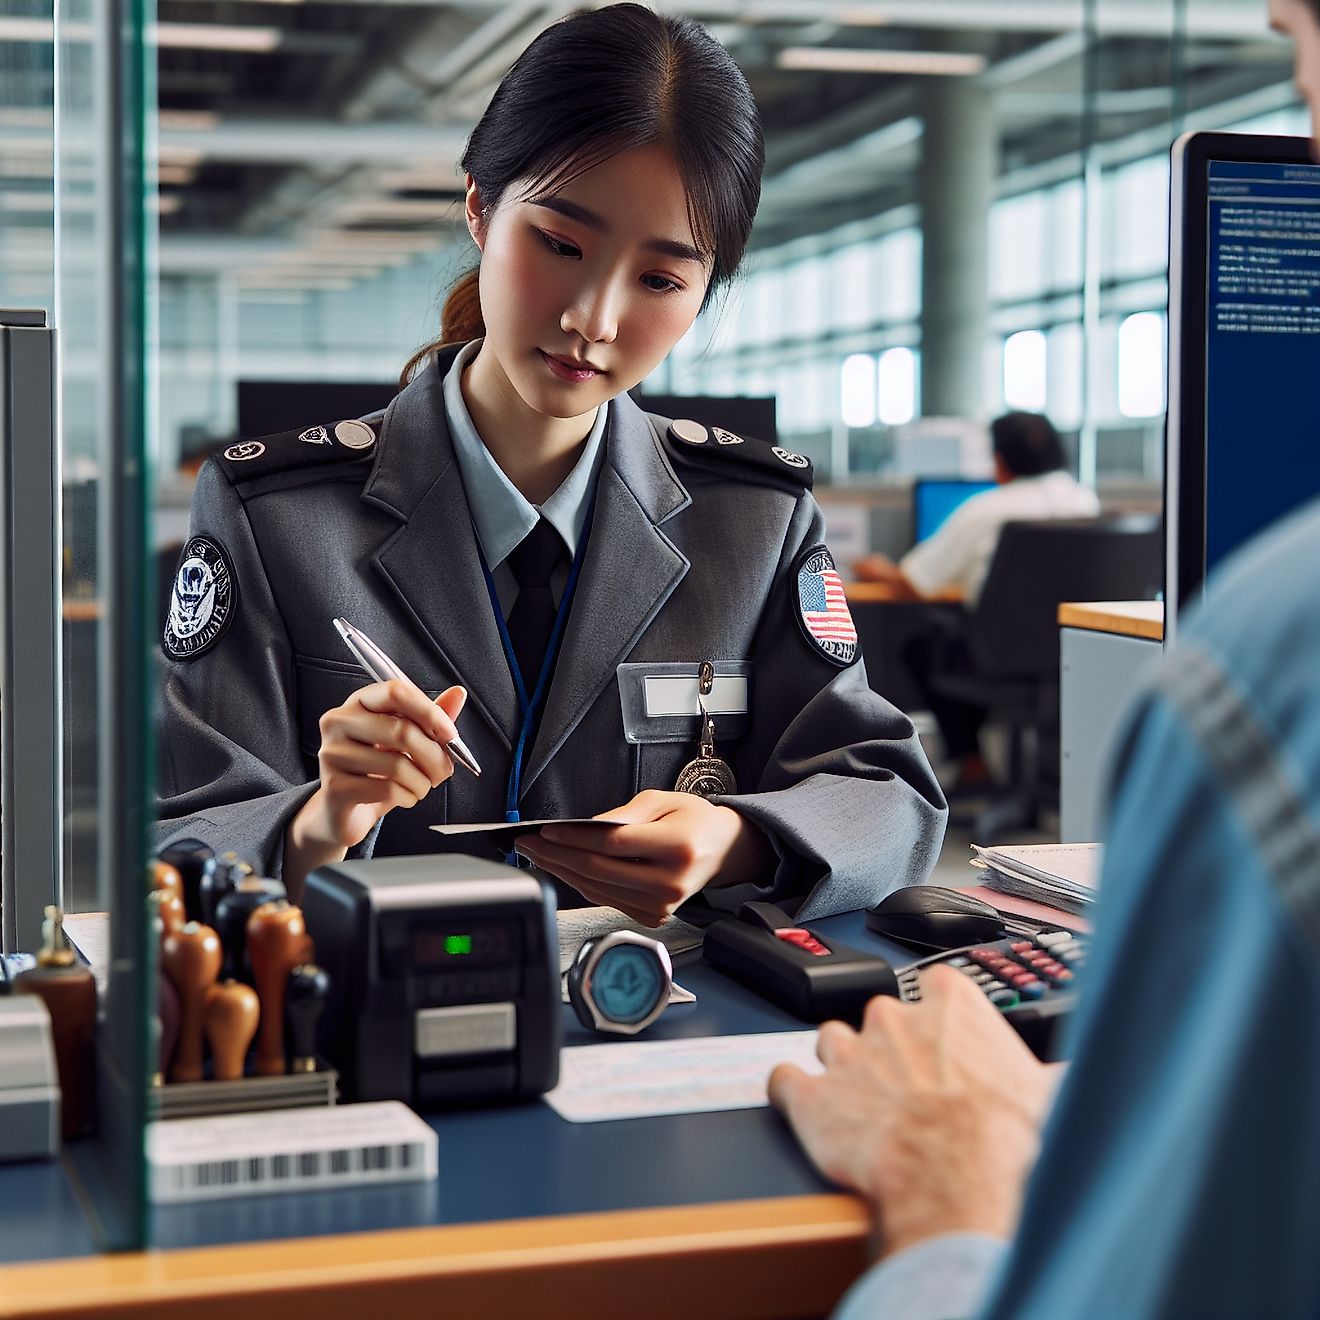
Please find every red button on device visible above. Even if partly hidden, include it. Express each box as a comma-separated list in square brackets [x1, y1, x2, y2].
[775, 929, 831, 957]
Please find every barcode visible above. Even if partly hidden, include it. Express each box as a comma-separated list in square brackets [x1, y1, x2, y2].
[190, 1159, 241, 1188]
[154, 1139, 429, 1202]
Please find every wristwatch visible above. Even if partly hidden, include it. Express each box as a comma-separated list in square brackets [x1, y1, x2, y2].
[566, 930, 673, 1035]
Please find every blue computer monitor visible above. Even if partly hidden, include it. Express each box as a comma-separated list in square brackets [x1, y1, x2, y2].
[913, 478, 996, 542]
[1167, 131, 1320, 634]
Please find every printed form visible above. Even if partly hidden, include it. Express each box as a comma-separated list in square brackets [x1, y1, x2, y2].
[544, 1030, 822, 1123]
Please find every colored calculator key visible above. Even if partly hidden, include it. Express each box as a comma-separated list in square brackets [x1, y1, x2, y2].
[894, 931, 1089, 1060]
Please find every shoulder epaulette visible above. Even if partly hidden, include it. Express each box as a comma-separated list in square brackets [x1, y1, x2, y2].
[212, 416, 381, 487]
[654, 416, 813, 492]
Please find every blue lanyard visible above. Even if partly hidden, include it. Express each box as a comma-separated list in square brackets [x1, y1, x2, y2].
[474, 492, 597, 828]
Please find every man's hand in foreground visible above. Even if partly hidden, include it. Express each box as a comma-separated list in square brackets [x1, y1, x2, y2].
[768, 965, 1055, 1258]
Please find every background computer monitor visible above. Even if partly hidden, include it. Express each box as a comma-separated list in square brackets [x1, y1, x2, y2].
[912, 477, 996, 542]
[633, 393, 778, 441]
[237, 380, 397, 439]
[1166, 130, 1320, 635]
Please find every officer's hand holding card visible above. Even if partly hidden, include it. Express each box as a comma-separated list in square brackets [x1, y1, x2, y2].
[511, 790, 775, 927]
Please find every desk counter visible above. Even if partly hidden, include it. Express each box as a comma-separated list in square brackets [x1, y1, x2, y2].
[0, 914, 908, 1320]
[1057, 600, 1164, 642]
[1058, 600, 1164, 841]
[0, 1194, 868, 1320]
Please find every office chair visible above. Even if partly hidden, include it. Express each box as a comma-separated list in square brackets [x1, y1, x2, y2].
[927, 515, 1161, 840]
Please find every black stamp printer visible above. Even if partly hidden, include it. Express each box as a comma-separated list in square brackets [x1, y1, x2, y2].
[304, 855, 560, 1107]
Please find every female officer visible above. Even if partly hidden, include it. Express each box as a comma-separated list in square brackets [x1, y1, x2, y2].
[157, 3, 947, 921]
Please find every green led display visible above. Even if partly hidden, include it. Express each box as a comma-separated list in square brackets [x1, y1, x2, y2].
[444, 934, 473, 956]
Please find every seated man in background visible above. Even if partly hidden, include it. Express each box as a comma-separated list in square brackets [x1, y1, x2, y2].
[770, 489, 1320, 1316]
[859, 412, 1099, 796]
[854, 412, 1099, 606]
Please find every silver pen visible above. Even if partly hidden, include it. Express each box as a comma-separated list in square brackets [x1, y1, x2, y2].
[332, 616, 482, 777]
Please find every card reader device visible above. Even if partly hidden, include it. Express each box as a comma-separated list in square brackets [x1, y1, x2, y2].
[703, 902, 898, 1025]
[304, 855, 560, 1108]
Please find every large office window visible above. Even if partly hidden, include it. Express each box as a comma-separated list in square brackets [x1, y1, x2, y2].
[840, 354, 877, 428]
[1118, 311, 1166, 418]
[877, 347, 918, 426]
[1003, 330, 1048, 412]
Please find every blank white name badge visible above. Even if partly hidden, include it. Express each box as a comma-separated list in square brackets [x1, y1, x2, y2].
[643, 673, 749, 718]
[616, 661, 752, 745]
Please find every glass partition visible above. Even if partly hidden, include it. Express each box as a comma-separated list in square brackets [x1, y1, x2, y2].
[0, 0, 156, 1251]
[58, 0, 107, 921]
[67, 0, 155, 1250]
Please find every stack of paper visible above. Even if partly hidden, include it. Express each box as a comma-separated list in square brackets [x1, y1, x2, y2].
[970, 842, 1102, 916]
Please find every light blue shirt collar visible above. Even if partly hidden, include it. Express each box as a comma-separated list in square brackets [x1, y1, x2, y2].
[442, 338, 608, 571]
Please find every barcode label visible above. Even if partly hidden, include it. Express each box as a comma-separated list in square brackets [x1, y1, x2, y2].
[147, 1103, 438, 1204]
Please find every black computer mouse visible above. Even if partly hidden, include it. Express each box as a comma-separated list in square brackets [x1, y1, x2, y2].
[865, 885, 1007, 953]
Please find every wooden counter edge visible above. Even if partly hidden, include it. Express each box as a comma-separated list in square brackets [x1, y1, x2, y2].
[1057, 600, 1164, 642]
[0, 1193, 872, 1320]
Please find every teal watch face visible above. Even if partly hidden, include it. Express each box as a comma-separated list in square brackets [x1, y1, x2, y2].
[591, 943, 666, 1024]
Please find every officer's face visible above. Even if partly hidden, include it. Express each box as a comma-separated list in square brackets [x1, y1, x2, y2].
[467, 143, 714, 421]
[1272, 0, 1320, 149]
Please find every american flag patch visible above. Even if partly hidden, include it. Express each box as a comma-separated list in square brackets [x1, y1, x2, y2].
[794, 546, 858, 666]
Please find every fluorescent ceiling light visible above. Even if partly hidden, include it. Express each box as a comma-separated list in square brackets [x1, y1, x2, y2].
[1, 159, 54, 179]
[333, 199, 460, 222]
[266, 249, 408, 267]
[158, 146, 206, 168]
[153, 23, 282, 52]
[374, 170, 464, 192]
[0, 18, 54, 39]
[0, 250, 54, 269]
[828, 6, 893, 26]
[0, 17, 282, 52]
[159, 111, 221, 132]
[309, 230, 444, 251]
[237, 274, 357, 291]
[0, 193, 55, 213]
[0, 110, 51, 129]
[777, 47, 986, 75]
[254, 265, 381, 279]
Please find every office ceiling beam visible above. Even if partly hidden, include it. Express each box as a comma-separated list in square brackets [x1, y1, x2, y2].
[980, 31, 1087, 86]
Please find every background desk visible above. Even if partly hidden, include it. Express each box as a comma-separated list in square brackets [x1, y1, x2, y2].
[845, 584, 964, 713]
[1059, 601, 1164, 841]
[0, 913, 924, 1320]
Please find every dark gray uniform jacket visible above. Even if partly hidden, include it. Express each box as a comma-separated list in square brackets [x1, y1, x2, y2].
[156, 346, 946, 922]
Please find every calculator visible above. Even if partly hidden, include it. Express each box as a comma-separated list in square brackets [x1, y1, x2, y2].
[896, 930, 1088, 1060]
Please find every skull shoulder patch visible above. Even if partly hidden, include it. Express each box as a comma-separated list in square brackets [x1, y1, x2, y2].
[163, 535, 237, 661]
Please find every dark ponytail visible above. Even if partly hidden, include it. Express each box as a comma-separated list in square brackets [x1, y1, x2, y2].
[400, 269, 483, 384]
[400, 2, 763, 386]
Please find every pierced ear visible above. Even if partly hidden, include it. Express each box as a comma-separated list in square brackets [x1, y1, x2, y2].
[464, 173, 486, 251]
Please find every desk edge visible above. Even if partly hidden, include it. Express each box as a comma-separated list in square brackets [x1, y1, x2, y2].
[0, 1193, 871, 1320]
[1058, 600, 1164, 641]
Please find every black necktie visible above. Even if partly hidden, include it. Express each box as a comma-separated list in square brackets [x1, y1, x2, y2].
[506, 517, 568, 695]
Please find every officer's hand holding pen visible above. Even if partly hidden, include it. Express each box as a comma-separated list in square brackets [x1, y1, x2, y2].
[332, 618, 481, 777]
[285, 622, 473, 896]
